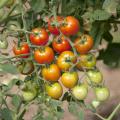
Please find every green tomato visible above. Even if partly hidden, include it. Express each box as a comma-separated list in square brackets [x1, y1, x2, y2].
[72, 84, 88, 100]
[92, 100, 101, 108]
[87, 70, 103, 85]
[7, 21, 21, 31]
[0, 40, 8, 49]
[95, 87, 110, 102]
[0, 0, 8, 9]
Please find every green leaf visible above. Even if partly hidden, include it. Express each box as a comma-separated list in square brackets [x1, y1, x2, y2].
[98, 43, 120, 68]
[103, 0, 120, 15]
[77, 110, 84, 120]
[0, 63, 18, 74]
[30, 0, 48, 13]
[12, 95, 21, 110]
[0, 108, 13, 120]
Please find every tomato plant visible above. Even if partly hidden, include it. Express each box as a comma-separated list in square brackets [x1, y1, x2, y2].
[0, 0, 120, 120]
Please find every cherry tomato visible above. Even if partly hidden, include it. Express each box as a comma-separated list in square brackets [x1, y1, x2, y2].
[57, 51, 76, 71]
[74, 34, 94, 54]
[60, 16, 80, 36]
[0, 40, 8, 49]
[17, 61, 34, 75]
[22, 81, 38, 102]
[42, 64, 61, 82]
[48, 16, 63, 35]
[72, 84, 88, 100]
[77, 53, 96, 69]
[52, 36, 71, 53]
[13, 43, 30, 58]
[95, 87, 110, 102]
[61, 72, 78, 89]
[30, 28, 49, 46]
[87, 70, 103, 85]
[45, 82, 63, 99]
[34, 46, 54, 64]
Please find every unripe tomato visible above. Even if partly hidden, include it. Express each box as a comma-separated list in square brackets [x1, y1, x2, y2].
[34, 46, 54, 64]
[60, 16, 80, 36]
[30, 28, 49, 46]
[95, 87, 110, 102]
[57, 51, 77, 71]
[13, 43, 30, 58]
[72, 84, 88, 100]
[87, 70, 103, 85]
[0, 40, 8, 49]
[22, 81, 38, 102]
[92, 100, 101, 108]
[45, 82, 63, 99]
[61, 72, 78, 89]
[48, 16, 63, 35]
[17, 61, 34, 75]
[77, 53, 96, 69]
[0, 0, 8, 9]
[74, 34, 94, 54]
[52, 36, 71, 53]
[41, 64, 61, 82]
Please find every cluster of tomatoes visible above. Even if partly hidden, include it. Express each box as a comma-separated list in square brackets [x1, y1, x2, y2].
[13, 16, 110, 107]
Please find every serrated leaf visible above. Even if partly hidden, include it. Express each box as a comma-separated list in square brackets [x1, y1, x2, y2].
[0, 63, 18, 74]
[0, 108, 13, 120]
[103, 0, 120, 16]
[12, 95, 21, 110]
[77, 110, 84, 120]
[30, 0, 48, 13]
[68, 102, 78, 115]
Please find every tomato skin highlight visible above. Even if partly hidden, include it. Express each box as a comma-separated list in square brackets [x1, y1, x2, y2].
[48, 16, 63, 35]
[34, 46, 54, 64]
[42, 64, 61, 82]
[30, 28, 49, 46]
[61, 72, 78, 89]
[60, 16, 80, 36]
[57, 51, 77, 71]
[45, 82, 63, 99]
[74, 34, 94, 54]
[13, 43, 30, 58]
[52, 36, 71, 53]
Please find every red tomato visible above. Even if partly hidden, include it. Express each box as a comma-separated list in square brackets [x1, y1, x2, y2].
[52, 36, 71, 53]
[13, 43, 30, 58]
[48, 16, 63, 35]
[29, 28, 49, 45]
[57, 51, 77, 71]
[34, 46, 54, 64]
[74, 34, 94, 54]
[60, 16, 80, 36]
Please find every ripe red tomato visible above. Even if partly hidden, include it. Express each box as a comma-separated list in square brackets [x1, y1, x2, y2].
[57, 51, 77, 71]
[42, 64, 61, 82]
[61, 71, 78, 89]
[45, 82, 63, 99]
[13, 43, 30, 58]
[34, 46, 54, 64]
[60, 16, 80, 36]
[74, 34, 94, 54]
[52, 36, 71, 53]
[48, 16, 63, 35]
[29, 28, 49, 45]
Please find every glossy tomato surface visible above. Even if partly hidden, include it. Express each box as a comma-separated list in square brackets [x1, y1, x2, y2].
[34, 46, 54, 64]
[52, 36, 71, 53]
[74, 34, 94, 54]
[60, 16, 80, 36]
[42, 64, 61, 82]
[30, 28, 49, 45]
